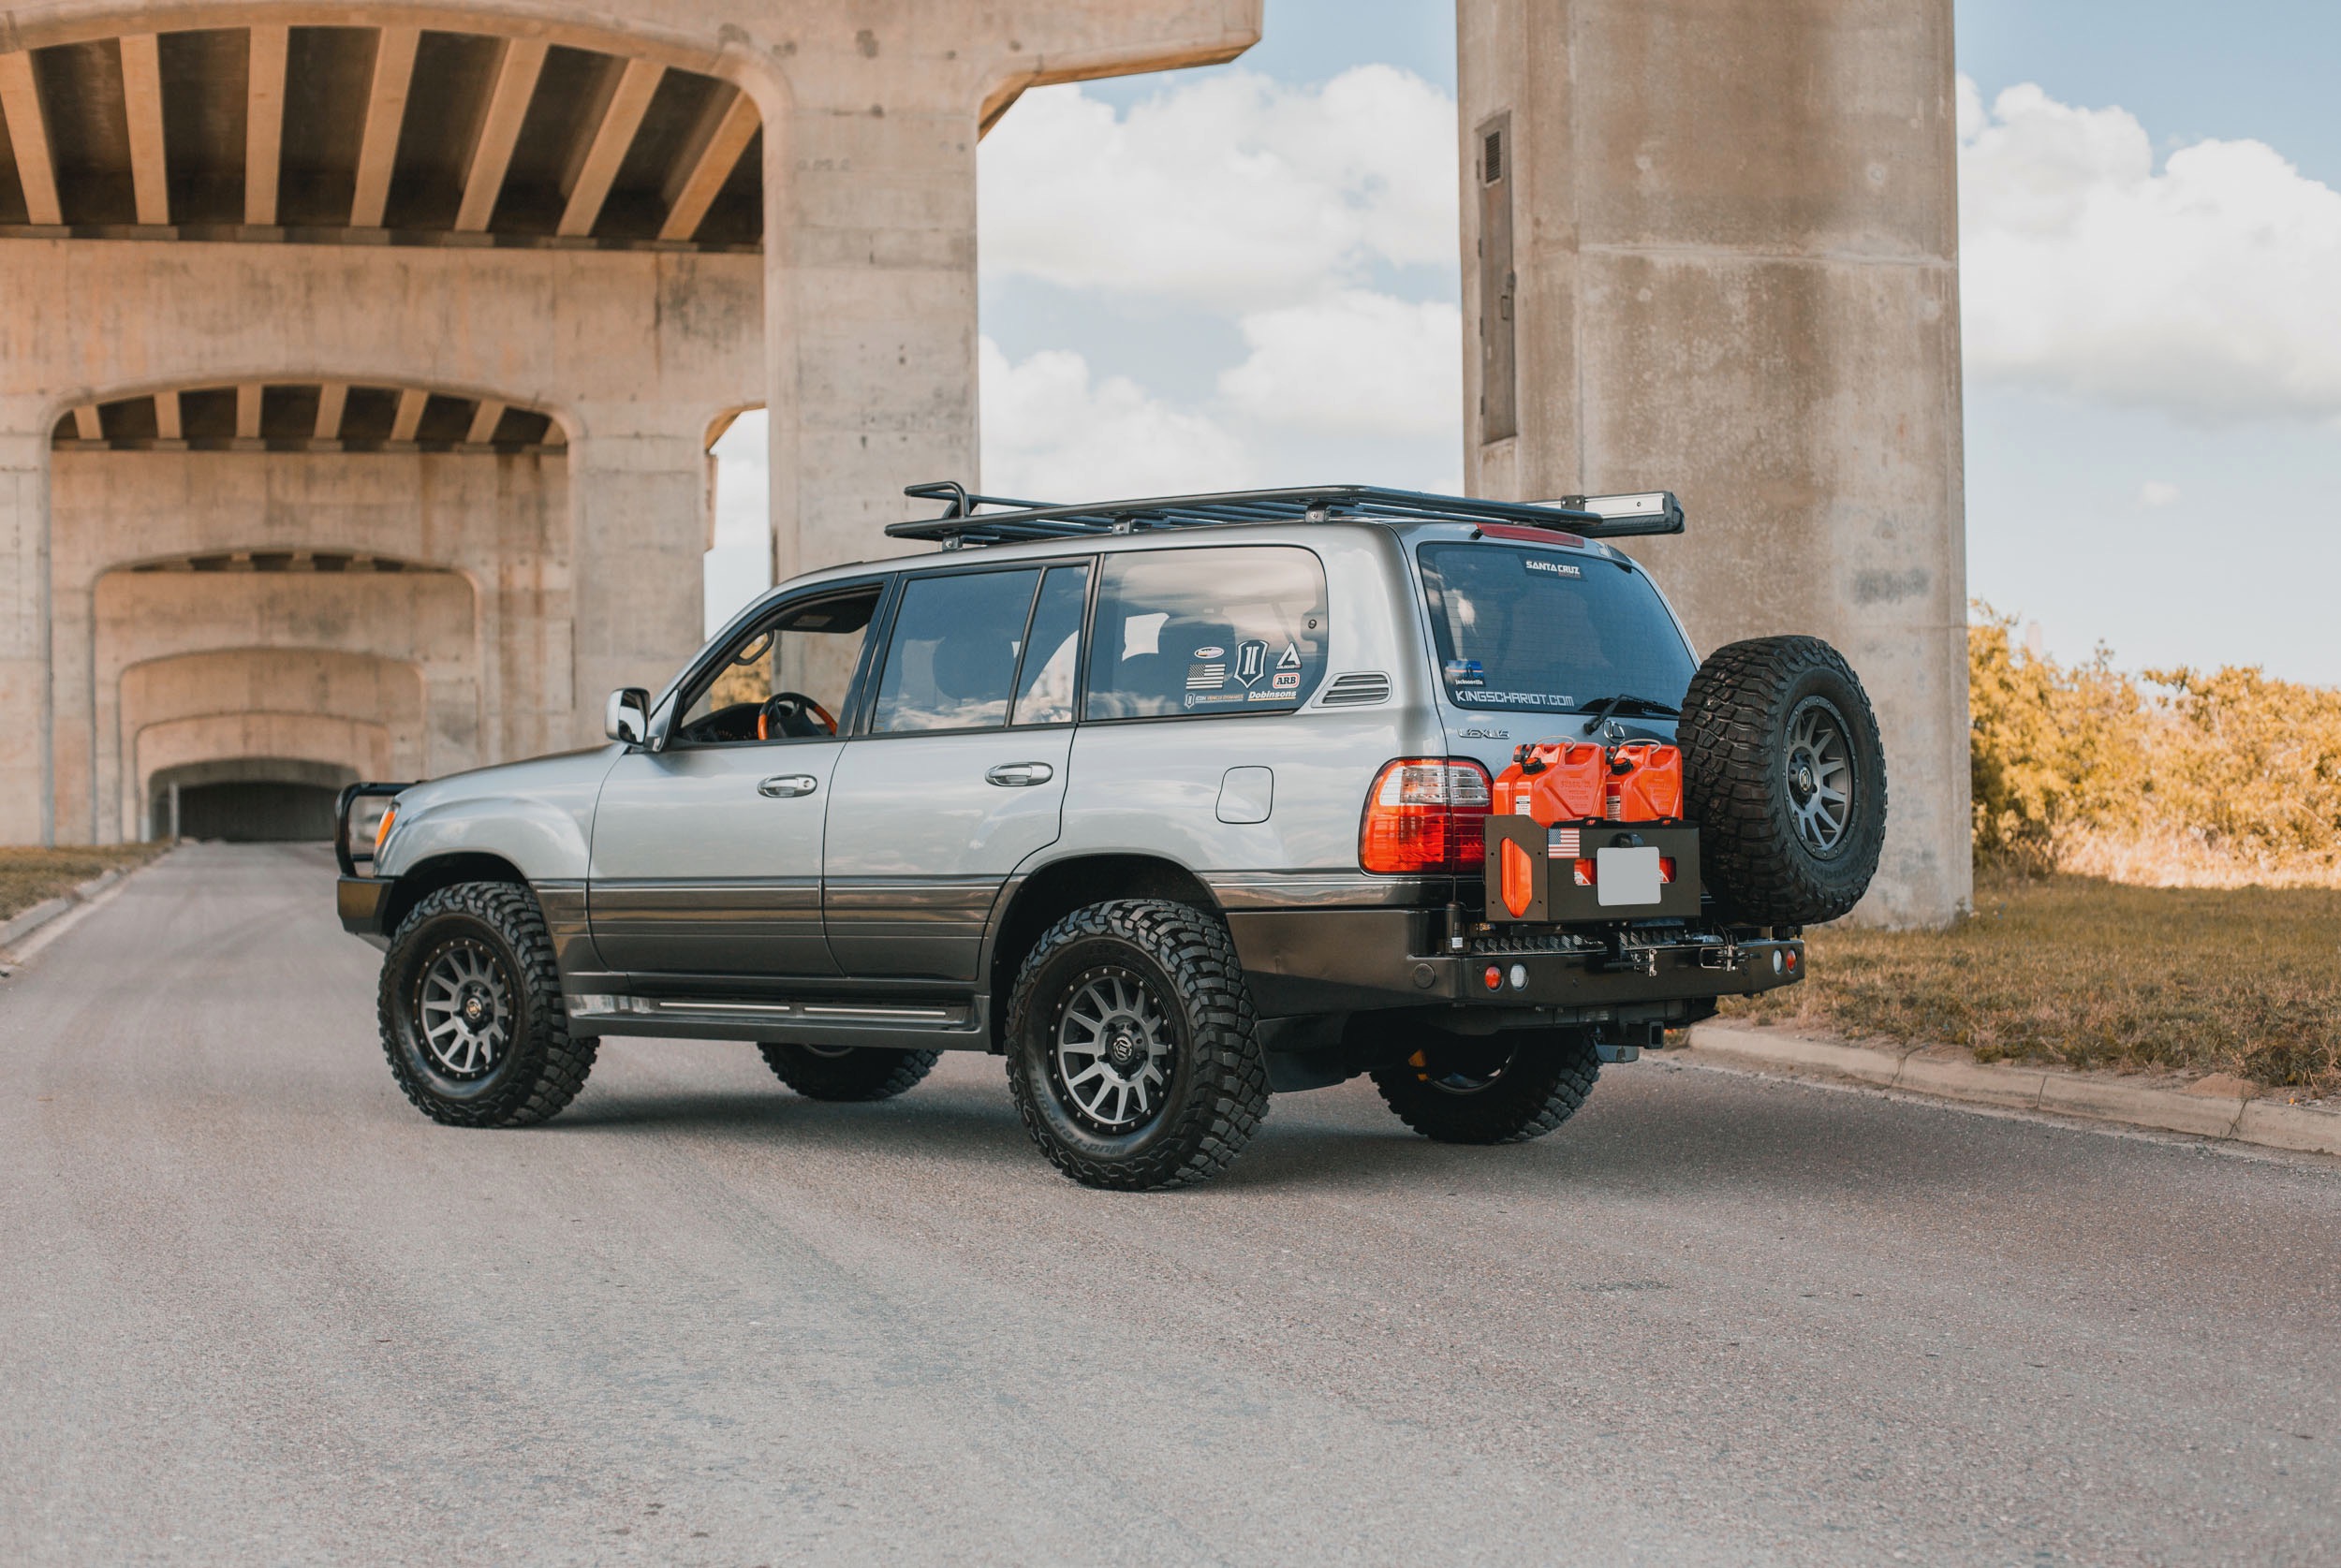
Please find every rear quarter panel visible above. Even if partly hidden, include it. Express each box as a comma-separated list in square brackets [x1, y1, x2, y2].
[1053, 531, 1446, 882]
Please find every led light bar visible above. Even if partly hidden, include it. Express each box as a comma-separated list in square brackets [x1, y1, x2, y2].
[1532, 491, 1686, 537]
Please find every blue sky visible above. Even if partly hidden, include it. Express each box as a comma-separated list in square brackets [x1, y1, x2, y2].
[713, 1, 2341, 686]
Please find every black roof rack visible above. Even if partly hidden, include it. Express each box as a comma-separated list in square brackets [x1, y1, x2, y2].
[888, 482, 1686, 549]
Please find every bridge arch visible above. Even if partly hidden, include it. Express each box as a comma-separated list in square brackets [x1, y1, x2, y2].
[0, 11, 770, 250]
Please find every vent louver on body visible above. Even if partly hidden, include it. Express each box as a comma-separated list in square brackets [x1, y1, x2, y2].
[1319, 671, 1392, 707]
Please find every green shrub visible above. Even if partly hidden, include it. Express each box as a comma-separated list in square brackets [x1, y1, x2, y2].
[1967, 607, 2341, 881]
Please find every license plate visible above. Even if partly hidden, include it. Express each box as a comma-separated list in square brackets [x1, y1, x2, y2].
[1596, 845, 1662, 906]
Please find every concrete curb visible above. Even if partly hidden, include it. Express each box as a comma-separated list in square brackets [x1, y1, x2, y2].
[0, 860, 145, 959]
[1682, 1022, 2341, 1159]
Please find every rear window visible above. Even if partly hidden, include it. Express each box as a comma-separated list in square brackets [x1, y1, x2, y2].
[1086, 546, 1328, 720]
[1417, 543, 1694, 713]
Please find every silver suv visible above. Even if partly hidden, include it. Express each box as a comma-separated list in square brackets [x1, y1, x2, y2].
[335, 485, 1885, 1188]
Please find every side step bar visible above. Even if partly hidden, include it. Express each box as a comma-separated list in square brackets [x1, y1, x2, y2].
[567, 990, 992, 1050]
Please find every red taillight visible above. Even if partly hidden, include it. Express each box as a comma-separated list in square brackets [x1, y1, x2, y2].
[1360, 759, 1494, 874]
[1659, 856, 1676, 885]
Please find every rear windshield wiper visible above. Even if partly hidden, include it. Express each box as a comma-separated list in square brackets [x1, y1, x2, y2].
[1577, 694, 1682, 734]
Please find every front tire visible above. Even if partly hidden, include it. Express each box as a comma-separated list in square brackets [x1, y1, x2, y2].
[1371, 1029, 1600, 1144]
[378, 882, 598, 1127]
[1005, 900, 1270, 1191]
[758, 1043, 938, 1102]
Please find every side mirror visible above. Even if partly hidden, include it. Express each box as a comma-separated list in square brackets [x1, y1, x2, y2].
[605, 687, 650, 745]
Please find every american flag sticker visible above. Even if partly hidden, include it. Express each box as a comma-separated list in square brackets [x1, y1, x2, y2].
[1547, 828, 1581, 857]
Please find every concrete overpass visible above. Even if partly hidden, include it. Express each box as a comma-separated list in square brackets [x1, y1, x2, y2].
[0, 1, 1258, 844]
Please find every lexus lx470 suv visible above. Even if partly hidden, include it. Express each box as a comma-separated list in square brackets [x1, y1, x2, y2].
[335, 484, 1885, 1189]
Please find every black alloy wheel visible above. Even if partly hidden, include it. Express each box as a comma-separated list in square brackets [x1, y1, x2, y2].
[378, 882, 598, 1128]
[1005, 899, 1269, 1191]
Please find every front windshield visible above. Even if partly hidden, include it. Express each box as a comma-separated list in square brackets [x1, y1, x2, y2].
[1417, 543, 1695, 714]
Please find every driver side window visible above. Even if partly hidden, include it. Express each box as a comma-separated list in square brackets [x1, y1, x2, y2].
[675, 585, 880, 745]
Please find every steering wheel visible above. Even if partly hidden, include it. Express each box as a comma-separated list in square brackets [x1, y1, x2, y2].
[758, 690, 838, 740]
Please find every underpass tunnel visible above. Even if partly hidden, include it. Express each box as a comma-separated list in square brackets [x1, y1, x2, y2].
[147, 756, 355, 842]
[50, 376, 572, 843]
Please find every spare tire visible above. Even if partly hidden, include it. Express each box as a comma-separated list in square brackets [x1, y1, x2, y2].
[1678, 636, 1887, 926]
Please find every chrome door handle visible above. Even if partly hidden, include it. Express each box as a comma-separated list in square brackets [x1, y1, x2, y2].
[758, 774, 819, 799]
[985, 762, 1055, 787]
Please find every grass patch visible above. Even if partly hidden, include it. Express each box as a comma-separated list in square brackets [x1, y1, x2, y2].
[0, 844, 168, 925]
[1718, 871, 2341, 1095]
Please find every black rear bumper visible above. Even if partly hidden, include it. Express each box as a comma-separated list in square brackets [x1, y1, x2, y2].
[1225, 907, 1801, 1019]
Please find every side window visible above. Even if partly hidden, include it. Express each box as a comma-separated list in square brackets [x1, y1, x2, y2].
[1085, 547, 1328, 721]
[1010, 564, 1092, 726]
[674, 585, 879, 745]
[870, 569, 1042, 734]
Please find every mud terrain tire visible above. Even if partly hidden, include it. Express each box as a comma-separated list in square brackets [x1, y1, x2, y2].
[1679, 635, 1887, 926]
[1005, 899, 1270, 1191]
[379, 881, 598, 1127]
[758, 1043, 939, 1102]
[1371, 1029, 1600, 1144]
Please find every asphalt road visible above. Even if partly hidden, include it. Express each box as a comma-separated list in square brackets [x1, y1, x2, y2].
[4, 843, 2337, 1566]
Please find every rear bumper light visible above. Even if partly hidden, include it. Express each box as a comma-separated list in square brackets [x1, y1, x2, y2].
[1361, 758, 1494, 874]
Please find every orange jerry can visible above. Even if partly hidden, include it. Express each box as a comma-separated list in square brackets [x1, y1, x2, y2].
[1606, 741, 1685, 822]
[1494, 741, 1606, 824]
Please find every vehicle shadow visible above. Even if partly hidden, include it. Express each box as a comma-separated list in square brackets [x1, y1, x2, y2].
[537, 1061, 2055, 1205]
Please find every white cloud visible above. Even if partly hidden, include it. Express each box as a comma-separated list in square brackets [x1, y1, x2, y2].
[710, 410, 769, 550]
[1960, 78, 2341, 424]
[2139, 479, 2181, 508]
[979, 66, 1458, 310]
[979, 337, 1251, 501]
[705, 410, 773, 632]
[1219, 290, 1462, 437]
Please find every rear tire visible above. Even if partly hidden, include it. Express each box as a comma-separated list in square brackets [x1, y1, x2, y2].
[378, 881, 597, 1128]
[1678, 635, 1887, 926]
[758, 1043, 938, 1102]
[1005, 899, 1270, 1191]
[1371, 1029, 1599, 1145]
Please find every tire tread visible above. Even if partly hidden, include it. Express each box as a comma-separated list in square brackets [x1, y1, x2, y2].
[1004, 900, 1270, 1190]
[376, 882, 597, 1128]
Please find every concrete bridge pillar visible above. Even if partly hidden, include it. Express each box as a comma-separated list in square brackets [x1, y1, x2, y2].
[0, 420, 51, 844]
[566, 418, 715, 746]
[1457, 0, 1970, 928]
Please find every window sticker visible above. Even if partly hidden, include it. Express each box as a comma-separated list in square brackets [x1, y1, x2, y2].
[1123, 611, 1167, 659]
[1523, 557, 1583, 579]
[1233, 639, 1269, 688]
[1193, 644, 1225, 658]
[1186, 662, 1228, 691]
[1445, 658, 1486, 687]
